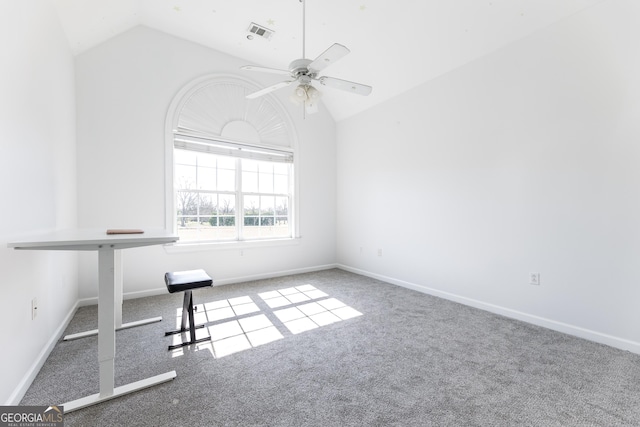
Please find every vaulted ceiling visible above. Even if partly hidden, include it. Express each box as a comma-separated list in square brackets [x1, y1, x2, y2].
[52, 0, 602, 121]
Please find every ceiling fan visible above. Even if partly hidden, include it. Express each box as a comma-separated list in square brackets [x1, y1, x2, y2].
[241, 0, 372, 114]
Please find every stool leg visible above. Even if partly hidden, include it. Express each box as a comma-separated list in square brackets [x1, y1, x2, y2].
[187, 291, 196, 344]
[181, 290, 192, 332]
[165, 290, 211, 351]
[165, 290, 205, 336]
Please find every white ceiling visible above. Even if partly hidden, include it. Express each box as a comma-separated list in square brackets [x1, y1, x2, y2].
[52, 0, 603, 121]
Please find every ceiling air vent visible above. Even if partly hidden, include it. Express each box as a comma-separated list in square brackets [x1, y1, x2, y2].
[247, 22, 274, 40]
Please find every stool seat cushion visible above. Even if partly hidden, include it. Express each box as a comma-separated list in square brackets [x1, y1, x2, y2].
[165, 269, 213, 293]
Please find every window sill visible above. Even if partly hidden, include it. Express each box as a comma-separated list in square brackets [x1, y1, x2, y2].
[163, 237, 301, 254]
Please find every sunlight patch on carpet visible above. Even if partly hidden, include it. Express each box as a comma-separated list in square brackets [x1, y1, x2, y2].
[169, 285, 361, 358]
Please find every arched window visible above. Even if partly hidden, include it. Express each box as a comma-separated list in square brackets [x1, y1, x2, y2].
[165, 75, 297, 244]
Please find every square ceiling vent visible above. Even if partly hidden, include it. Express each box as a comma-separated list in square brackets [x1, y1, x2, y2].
[247, 22, 274, 40]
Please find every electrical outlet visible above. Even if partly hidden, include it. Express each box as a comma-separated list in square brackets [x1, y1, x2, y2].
[529, 272, 540, 286]
[32, 298, 38, 320]
[377, 248, 383, 257]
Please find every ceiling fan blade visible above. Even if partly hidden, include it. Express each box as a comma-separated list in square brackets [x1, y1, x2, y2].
[318, 76, 372, 96]
[308, 43, 350, 74]
[245, 81, 295, 99]
[241, 65, 291, 76]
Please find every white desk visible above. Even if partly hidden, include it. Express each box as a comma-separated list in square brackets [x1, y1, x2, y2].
[8, 229, 179, 412]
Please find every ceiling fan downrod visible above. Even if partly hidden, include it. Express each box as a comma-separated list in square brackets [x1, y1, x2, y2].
[300, 0, 306, 59]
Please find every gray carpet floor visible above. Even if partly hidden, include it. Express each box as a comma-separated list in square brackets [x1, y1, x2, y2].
[20, 269, 640, 426]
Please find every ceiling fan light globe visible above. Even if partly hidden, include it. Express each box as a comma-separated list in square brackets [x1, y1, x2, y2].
[306, 85, 321, 99]
[296, 86, 307, 98]
[289, 93, 304, 106]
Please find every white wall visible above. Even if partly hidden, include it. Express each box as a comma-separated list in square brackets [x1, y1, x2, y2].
[75, 26, 337, 300]
[0, 1, 78, 404]
[337, 0, 640, 352]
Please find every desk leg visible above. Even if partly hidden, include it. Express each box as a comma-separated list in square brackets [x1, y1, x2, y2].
[114, 249, 123, 329]
[62, 249, 162, 341]
[61, 248, 176, 413]
[98, 248, 116, 397]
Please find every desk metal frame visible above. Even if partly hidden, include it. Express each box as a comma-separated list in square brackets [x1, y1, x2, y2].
[8, 229, 179, 412]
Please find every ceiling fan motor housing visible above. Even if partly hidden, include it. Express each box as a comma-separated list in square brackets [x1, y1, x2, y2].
[289, 58, 314, 77]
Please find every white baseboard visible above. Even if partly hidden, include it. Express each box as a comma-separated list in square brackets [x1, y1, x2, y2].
[77, 264, 339, 307]
[77, 287, 169, 307]
[7, 300, 80, 405]
[337, 264, 640, 355]
[211, 263, 338, 287]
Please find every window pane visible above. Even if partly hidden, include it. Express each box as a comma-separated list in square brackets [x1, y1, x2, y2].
[197, 152, 217, 168]
[175, 149, 197, 166]
[244, 217, 259, 226]
[260, 217, 274, 226]
[260, 162, 273, 174]
[274, 174, 288, 194]
[218, 156, 236, 170]
[174, 146, 292, 243]
[199, 194, 215, 215]
[242, 170, 258, 193]
[198, 167, 216, 190]
[244, 195, 259, 215]
[260, 196, 274, 215]
[182, 216, 198, 227]
[218, 169, 235, 191]
[219, 216, 235, 227]
[259, 171, 273, 193]
[242, 159, 259, 173]
[175, 165, 196, 189]
[217, 194, 235, 215]
[273, 163, 288, 175]
[176, 190, 198, 215]
[275, 197, 288, 215]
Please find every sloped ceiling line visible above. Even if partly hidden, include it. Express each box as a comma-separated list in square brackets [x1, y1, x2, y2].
[54, 0, 603, 121]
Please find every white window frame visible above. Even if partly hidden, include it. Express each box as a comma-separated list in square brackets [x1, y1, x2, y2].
[164, 75, 299, 250]
[173, 132, 294, 243]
